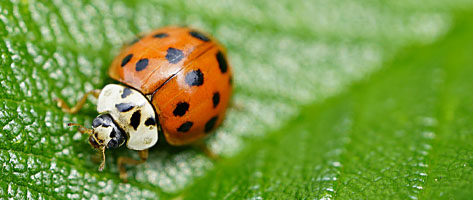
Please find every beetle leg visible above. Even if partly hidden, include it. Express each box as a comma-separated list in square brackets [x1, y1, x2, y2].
[229, 99, 244, 112]
[118, 149, 149, 182]
[55, 89, 101, 114]
[193, 140, 219, 160]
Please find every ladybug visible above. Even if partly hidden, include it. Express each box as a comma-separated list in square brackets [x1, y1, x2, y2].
[56, 27, 233, 181]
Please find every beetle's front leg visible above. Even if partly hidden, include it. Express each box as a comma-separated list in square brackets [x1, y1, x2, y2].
[193, 140, 219, 160]
[55, 89, 101, 114]
[117, 149, 149, 182]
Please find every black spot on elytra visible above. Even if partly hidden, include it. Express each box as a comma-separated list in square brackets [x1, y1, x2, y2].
[121, 88, 132, 98]
[121, 54, 133, 67]
[185, 69, 204, 86]
[145, 117, 156, 126]
[205, 116, 218, 133]
[165, 48, 184, 64]
[177, 121, 193, 132]
[216, 51, 228, 73]
[189, 31, 210, 42]
[153, 33, 168, 38]
[135, 58, 149, 71]
[130, 110, 141, 130]
[212, 92, 220, 108]
[173, 102, 189, 117]
[115, 103, 134, 112]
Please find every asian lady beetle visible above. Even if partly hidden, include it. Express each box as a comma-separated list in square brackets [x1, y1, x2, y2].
[56, 27, 232, 181]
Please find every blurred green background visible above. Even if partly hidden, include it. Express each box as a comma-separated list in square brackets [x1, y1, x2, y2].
[1, 0, 473, 199]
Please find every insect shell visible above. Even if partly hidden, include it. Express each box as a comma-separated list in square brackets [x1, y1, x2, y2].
[70, 26, 233, 171]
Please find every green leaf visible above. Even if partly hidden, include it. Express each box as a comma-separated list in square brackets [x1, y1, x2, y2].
[182, 12, 473, 199]
[0, 0, 472, 199]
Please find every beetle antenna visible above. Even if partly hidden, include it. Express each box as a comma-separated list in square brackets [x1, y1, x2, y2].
[98, 146, 106, 171]
[68, 123, 93, 136]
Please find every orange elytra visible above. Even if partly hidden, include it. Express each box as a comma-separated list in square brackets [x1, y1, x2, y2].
[109, 26, 233, 145]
